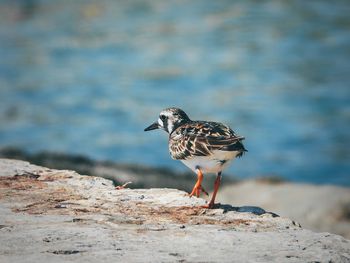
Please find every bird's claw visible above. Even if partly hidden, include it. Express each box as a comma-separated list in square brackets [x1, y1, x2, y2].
[115, 181, 132, 190]
[201, 202, 218, 209]
[189, 185, 209, 198]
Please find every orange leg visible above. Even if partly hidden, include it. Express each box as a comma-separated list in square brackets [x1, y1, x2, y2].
[203, 173, 222, 209]
[189, 168, 208, 198]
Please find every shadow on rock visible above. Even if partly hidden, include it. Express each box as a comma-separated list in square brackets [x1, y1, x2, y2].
[217, 203, 279, 217]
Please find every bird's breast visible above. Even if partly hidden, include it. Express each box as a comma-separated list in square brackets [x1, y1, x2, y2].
[180, 150, 239, 174]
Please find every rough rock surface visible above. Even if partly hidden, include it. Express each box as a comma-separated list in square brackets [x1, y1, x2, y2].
[0, 159, 349, 263]
[4, 147, 349, 239]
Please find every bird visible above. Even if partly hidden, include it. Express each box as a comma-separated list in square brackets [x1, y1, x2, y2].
[144, 107, 247, 208]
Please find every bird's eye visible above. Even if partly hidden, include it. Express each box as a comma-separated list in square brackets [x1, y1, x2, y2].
[160, 115, 166, 121]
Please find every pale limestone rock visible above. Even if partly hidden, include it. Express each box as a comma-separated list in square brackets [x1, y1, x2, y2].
[0, 159, 349, 263]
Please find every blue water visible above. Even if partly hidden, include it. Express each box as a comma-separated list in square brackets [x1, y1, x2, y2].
[0, 0, 349, 185]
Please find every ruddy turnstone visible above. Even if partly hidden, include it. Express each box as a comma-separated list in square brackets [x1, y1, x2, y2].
[144, 107, 247, 208]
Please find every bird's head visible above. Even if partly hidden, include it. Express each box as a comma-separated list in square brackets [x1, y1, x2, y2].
[144, 107, 190, 134]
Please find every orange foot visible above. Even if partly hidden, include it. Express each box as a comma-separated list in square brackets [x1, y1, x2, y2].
[201, 202, 219, 209]
[115, 181, 132, 190]
[189, 185, 209, 198]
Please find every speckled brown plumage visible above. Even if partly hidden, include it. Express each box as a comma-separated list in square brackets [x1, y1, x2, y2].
[144, 107, 247, 208]
[169, 121, 246, 160]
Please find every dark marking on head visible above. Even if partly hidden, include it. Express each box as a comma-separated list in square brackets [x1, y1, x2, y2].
[160, 114, 169, 133]
[164, 107, 190, 122]
[158, 107, 191, 134]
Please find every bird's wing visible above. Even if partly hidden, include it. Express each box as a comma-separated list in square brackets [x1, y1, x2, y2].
[169, 122, 246, 160]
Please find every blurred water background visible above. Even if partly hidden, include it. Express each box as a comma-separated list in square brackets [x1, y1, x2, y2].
[0, 0, 349, 186]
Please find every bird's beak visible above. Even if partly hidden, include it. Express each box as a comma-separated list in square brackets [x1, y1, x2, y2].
[144, 122, 160, 131]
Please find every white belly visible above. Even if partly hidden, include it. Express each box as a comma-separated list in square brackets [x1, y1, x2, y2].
[180, 150, 239, 174]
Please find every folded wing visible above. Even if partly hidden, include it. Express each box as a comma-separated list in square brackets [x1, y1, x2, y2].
[169, 122, 247, 160]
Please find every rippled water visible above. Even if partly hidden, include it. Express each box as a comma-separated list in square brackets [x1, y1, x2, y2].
[0, 0, 349, 185]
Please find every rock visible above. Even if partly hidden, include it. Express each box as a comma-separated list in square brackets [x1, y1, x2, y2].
[0, 159, 349, 263]
[3, 147, 349, 239]
[218, 180, 350, 239]
[0, 147, 235, 191]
